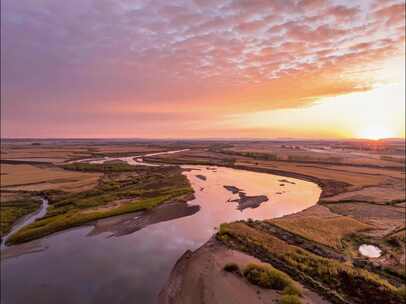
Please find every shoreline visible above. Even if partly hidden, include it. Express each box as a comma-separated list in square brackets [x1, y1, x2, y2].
[156, 157, 405, 304]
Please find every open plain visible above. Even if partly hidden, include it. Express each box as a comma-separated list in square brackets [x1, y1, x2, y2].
[1, 139, 405, 304]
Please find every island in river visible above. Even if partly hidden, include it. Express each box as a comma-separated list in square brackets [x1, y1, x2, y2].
[1, 139, 405, 304]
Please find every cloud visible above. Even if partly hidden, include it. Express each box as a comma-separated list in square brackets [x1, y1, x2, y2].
[1, 0, 405, 137]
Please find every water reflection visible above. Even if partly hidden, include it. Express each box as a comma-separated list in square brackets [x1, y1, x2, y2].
[1, 198, 49, 249]
[1, 165, 320, 304]
[87, 202, 200, 238]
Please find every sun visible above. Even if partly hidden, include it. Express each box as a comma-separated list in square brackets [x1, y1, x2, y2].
[357, 126, 394, 140]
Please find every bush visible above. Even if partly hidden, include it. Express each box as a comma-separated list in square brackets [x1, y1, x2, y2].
[223, 263, 241, 275]
[219, 222, 402, 304]
[397, 286, 406, 301]
[282, 285, 302, 297]
[6, 165, 194, 245]
[243, 263, 297, 291]
[279, 295, 302, 304]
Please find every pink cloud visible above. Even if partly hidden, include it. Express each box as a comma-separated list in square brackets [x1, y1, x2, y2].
[2, 0, 405, 137]
[326, 5, 361, 21]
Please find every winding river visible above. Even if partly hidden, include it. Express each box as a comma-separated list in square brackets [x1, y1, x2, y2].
[0, 198, 49, 250]
[1, 152, 321, 304]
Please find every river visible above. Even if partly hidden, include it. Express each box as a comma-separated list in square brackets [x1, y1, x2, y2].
[0, 198, 49, 249]
[1, 152, 321, 304]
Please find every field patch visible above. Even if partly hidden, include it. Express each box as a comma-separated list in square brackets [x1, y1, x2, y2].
[270, 213, 371, 250]
[1, 164, 101, 192]
[6, 163, 194, 245]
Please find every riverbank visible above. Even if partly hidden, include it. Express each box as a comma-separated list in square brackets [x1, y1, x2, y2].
[154, 148, 405, 304]
[4, 162, 194, 245]
[1, 140, 404, 303]
[1, 198, 49, 249]
[2, 153, 321, 304]
[160, 237, 330, 304]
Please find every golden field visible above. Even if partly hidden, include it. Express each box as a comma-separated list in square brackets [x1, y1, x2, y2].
[1, 164, 101, 192]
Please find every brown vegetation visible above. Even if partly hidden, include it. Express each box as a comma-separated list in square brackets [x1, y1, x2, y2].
[270, 207, 372, 250]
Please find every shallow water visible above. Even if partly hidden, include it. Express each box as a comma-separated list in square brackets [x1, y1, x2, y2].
[1, 161, 320, 304]
[1, 198, 49, 249]
[359, 244, 382, 258]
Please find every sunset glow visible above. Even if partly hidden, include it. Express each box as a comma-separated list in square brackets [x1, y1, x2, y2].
[1, 0, 405, 139]
[357, 126, 395, 140]
[1, 2, 406, 303]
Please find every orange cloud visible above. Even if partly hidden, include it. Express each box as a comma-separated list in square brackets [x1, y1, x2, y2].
[1, 0, 405, 138]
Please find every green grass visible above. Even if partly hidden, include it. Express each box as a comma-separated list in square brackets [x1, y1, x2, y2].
[0, 197, 41, 237]
[7, 193, 183, 244]
[279, 295, 303, 304]
[217, 222, 403, 304]
[282, 285, 302, 297]
[397, 286, 406, 301]
[61, 162, 139, 172]
[6, 164, 194, 245]
[219, 149, 278, 161]
[243, 263, 301, 296]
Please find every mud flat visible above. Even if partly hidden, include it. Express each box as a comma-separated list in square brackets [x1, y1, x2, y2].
[223, 185, 243, 194]
[195, 174, 207, 181]
[160, 238, 329, 304]
[230, 192, 269, 211]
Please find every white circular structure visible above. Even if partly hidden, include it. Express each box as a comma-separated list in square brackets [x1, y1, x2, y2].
[359, 244, 382, 258]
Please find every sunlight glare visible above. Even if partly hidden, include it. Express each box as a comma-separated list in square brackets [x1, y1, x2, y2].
[356, 126, 395, 140]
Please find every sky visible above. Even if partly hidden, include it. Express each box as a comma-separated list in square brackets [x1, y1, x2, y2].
[1, 0, 405, 139]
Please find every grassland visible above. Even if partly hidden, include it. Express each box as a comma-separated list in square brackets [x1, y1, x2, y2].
[154, 140, 404, 304]
[2, 139, 405, 303]
[217, 222, 404, 304]
[269, 208, 372, 250]
[160, 237, 328, 304]
[0, 142, 195, 245]
[1, 140, 188, 164]
[217, 140, 405, 168]
[0, 193, 42, 237]
[242, 262, 302, 295]
[143, 141, 406, 278]
[1, 164, 101, 192]
[0, 163, 100, 239]
[5, 162, 193, 245]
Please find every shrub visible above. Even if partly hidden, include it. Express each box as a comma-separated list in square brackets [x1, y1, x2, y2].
[223, 263, 241, 275]
[282, 285, 302, 297]
[243, 263, 295, 291]
[220, 222, 401, 303]
[6, 165, 194, 245]
[397, 286, 406, 301]
[279, 295, 303, 304]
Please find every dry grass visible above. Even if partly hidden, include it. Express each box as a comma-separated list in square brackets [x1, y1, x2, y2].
[220, 222, 292, 253]
[243, 262, 302, 295]
[0, 192, 42, 236]
[1, 164, 101, 193]
[321, 183, 405, 204]
[7, 164, 193, 245]
[1, 191, 22, 202]
[225, 142, 405, 168]
[327, 202, 405, 235]
[270, 215, 371, 249]
[1, 144, 170, 164]
[235, 160, 390, 187]
[217, 222, 403, 304]
[137, 143, 405, 192]
[91, 145, 167, 154]
[1, 147, 90, 162]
